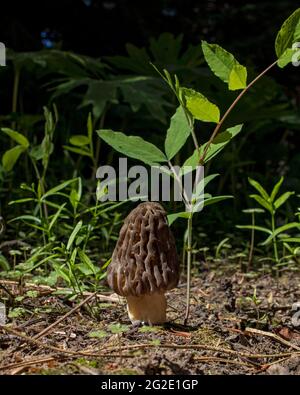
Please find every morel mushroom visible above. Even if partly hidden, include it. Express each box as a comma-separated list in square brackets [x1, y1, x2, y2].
[107, 202, 179, 325]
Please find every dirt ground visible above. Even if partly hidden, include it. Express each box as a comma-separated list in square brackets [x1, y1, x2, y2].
[1, 266, 300, 375]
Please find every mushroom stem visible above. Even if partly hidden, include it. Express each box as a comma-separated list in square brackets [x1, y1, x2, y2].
[126, 292, 167, 325]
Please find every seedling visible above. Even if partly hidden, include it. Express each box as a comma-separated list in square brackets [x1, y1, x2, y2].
[238, 177, 299, 266]
[240, 208, 265, 269]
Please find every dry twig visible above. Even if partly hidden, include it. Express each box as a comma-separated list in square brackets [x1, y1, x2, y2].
[245, 327, 300, 352]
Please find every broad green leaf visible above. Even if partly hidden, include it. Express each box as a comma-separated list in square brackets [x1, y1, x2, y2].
[80, 80, 118, 119]
[248, 178, 270, 201]
[277, 47, 299, 68]
[274, 191, 295, 210]
[249, 194, 272, 212]
[2, 145, 26, 172]
[181, 124, 243, 174]
[67, 221, 83, 251]
[201, 41, 247, 90]
[228, 64, 247, 90]
[275, 8, 300, 58]
[261, 222, 300, 246]
[30, 145, 45, 161]
[165, 106, 191, 160]
[98, 129, 167, 165]
[181, 88, 220, 123]
[1, 128, 30, 148]
[203, 124, 243, 163]
[69, 135, 90, 147]
[270, 177, 284, 202]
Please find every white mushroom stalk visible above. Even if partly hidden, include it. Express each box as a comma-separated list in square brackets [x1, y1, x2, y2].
[126, 292, 167, 325]
[107, 202, 180, 325]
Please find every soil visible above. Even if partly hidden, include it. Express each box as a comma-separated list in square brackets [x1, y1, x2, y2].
[1, 266, 300, 375]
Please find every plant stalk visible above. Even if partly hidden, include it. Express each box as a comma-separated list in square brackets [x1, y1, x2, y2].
[11, 66, 20, 131]
[184, 214, 193, 325]
[248, 213, 255, 269]
[271, 213, 279, 264]
[199, 60, 278, 165]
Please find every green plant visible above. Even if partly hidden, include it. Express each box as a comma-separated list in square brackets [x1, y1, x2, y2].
[96, 8, 300, 324]
[237, 177, 300, 265]
[241, 208, 265, 269]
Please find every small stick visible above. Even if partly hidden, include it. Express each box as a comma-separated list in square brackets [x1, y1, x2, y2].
[0, 325, 137, 359]
[101, 342, 300, 360]
[34, 292, 97, 340]
[0, 356, 56, 371]
[2, 325, 299, 362]
[245, 327, 300, 352]
[0, 280, 120, 302]
[193, 356, 254, 368]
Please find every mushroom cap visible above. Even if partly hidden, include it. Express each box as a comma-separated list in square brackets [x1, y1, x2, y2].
[107, 202, 180, 297]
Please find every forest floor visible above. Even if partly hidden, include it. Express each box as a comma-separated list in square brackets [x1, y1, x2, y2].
[1, 265, 300, 375]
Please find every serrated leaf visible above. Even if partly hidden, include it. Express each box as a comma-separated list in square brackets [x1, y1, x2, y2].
[98, 129, 167, 165]
[165, 106, 191, 160]
[181, 88, 220, 123]
[1, 128, 30, 148]
[2, 145, 26, 172]
[203, 124, 243, 162]
[228, 64, 247, 90]
[275, 8, 300, 58]
[69, 135, 90, 147]
[181, 124, 243, 174]
[201, 41, 247, 90]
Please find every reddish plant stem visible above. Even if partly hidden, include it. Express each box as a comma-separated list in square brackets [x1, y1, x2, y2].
[199, 60, 278, 165]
